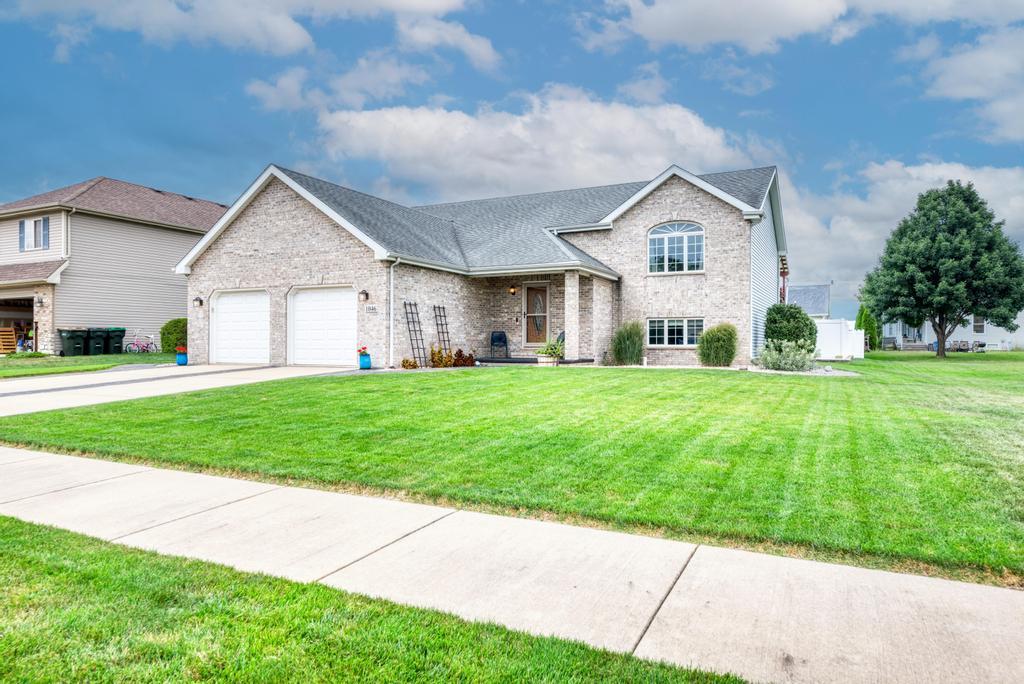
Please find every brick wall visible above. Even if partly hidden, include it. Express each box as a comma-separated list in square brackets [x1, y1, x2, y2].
[564, 176, 753, 365]
[186, 178, 390, 365]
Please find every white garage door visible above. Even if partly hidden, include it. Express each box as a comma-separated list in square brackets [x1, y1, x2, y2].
[211, 290, 270, 364]
[290, 287, 357, 366]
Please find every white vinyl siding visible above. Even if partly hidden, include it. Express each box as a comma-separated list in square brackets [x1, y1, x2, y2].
[0, 213, 63, 262]
[53, 213, 203, 348]
[749, 197, 779, 357]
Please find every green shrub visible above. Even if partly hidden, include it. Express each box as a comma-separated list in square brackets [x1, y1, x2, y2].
[400, 358, 419, 369]
[611, 322, 645, 365]
[855, 304, 881, 350]
[765, 303, 817, 347]
[535, 339, 564, 359]
[756, 340, 816, 372]
[6, 351, 46, 358]
[160, 318, 188, 352]
[697, 323, 737, 366]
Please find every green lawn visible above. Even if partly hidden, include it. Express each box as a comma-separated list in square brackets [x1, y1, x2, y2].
[0, 353, 176, 379]
[0, 517, 728, 683]
[1, 353, 1022, 582]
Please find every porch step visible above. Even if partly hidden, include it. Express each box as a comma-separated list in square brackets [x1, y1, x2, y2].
[902, 343, 928, 351]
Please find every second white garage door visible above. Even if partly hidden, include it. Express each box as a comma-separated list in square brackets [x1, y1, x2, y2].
[290, 287, 358, 366]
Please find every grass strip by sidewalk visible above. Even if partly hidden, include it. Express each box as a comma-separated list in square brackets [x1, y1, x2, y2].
[0, 517, 736, 683]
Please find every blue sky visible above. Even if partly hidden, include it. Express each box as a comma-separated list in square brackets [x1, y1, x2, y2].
[3, 1, 1024, 318]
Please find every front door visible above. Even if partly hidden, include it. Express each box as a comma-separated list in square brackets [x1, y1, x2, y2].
[523, 284, 548, 346]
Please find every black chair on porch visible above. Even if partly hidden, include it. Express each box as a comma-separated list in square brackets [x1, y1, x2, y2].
[490, 331, 509, 358]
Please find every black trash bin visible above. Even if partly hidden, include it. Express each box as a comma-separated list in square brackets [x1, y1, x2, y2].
[86, 328, 108, 356]
[59, 329, 87, 356]
[106, 327, 126, 354]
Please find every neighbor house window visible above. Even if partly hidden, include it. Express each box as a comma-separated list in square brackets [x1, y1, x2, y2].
[648, 223, 704, 273]
[973, 315, 985, 334]
[648, 318, 704, 346]
[23, 218, 45, 250]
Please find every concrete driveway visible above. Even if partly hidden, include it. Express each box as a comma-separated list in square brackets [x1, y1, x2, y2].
[1, 446, 1021, 683]
[0, 364, 347, 416]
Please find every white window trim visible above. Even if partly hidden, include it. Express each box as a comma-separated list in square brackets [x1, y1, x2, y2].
[973, 315, 985, 334]
[646, 318, 705, 348]
[24, 217, 46, 252]
[647, 222, 705, 275]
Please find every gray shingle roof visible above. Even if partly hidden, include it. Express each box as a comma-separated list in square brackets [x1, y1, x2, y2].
[0, 260, 67, 285]
[788, 284, 831, 317]
[277, 167, 468, 270]
[698, 166, 776, 209]
[0, 178, 226, 232]
[273, 164, 777, 276]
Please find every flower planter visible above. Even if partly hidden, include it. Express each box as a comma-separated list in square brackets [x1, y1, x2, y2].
[359, 353, 371, 370]
[536, 354, 559, 366]
[176, 352, 188, 366]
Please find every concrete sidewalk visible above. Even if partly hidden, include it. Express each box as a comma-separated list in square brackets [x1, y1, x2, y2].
[0, 446, 1020, 683]
[0, 364, 346, 416]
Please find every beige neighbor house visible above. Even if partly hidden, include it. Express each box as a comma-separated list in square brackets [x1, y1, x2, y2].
[0, 178, 226, 354]
[175, 164, 789, 368]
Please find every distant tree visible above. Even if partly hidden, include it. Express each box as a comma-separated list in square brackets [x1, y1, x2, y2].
[863, 181, 1024, 357]
[855, 304, 880, 350]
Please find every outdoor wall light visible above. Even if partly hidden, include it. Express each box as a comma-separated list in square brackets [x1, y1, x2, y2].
[35, 295, 44, 307]
[192, 296, 204, 308]
[359, 289, 370, 301]
[508, 286, 517, 296]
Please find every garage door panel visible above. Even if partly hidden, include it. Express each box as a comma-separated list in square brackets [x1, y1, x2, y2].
[291, 288, 357, 366]
[211, 291, 270, 364]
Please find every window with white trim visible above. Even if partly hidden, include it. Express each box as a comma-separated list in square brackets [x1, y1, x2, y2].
[24, 218, 44, 250]
[973, 315, 985, 334]
[648, 318, 704, 346]
[648, 223, 704, 273]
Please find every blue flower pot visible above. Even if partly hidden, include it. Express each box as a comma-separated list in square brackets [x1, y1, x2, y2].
[176, 352, 188, 366]
[359, 353, 371, 370]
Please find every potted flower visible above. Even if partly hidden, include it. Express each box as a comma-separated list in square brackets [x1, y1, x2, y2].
[357, 345, 371, 370]
[175, 346, 188, 366]
[535, 339, 564, 366]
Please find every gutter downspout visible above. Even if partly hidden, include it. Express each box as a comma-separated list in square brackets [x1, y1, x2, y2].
[65, 207, 76, 258]
[388, 257, 401, 368]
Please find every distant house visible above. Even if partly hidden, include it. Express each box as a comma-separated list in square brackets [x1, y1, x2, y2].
[787, 284, 830, 319]
[0, 178, 226, 353]
[882, 313, 1024, 351]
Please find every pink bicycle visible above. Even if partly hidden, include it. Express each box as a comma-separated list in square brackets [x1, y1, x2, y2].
[124, 329, 159, 353]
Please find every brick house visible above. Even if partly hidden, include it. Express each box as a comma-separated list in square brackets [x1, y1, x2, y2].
[175, 164, 788, 367]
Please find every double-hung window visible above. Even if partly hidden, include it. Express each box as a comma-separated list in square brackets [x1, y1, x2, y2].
[648, 318, 704, 346]
[973, 315, 985, 334]
[20, 217, 48, 251]
[648, 223, 704, 273]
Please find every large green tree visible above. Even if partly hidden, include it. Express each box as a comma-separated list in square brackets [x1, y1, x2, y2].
[862, 181, 1024, 357]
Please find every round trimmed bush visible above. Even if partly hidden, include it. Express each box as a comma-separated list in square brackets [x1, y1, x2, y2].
[698, 323, 737, 367]
[160, 318, 188, 352]
[765, 303, 817, 346]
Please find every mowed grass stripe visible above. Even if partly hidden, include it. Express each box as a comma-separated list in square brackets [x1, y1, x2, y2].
[0, 354, 1020, 578]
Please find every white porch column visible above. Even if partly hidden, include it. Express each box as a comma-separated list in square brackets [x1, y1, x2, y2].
[564, 270, 580, 360]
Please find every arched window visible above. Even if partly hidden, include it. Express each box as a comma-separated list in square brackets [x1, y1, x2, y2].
[648, 222, 704, 273]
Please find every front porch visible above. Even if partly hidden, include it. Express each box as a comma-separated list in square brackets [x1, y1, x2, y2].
[469, 271, 615, 364]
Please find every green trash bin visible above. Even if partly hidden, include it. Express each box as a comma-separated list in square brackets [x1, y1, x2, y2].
[86, 328, 108, 356]
[59, 329, 86, 357]
[106, 327, 126, 354]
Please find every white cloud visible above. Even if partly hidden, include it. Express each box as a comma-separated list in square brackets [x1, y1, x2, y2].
[395, 16, 500, 72]
[52, 22, 91, 62]
[702, 57, 774, 96]
[616, 61, 670, 104]
[895, 33, 940, 61]
[331, 53, 431, 108]
[15, 0, 470, 56]
[919, 27, 1024, 141]
[316, 84, 755, 199]
[246, 66, 311, 111]
[785, 160, 1024, 300]
[581, 0, 1024, 54]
